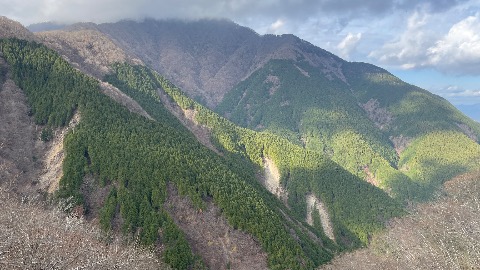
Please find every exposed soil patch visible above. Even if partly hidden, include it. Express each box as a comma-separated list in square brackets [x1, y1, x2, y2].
[456, 122, 478, 142]
[39, 111, 81, 193]
[294, 64, 310, 77]
[389, 135, 412, 155]
[306, 194, 335, 242]
[157, 88, 221, 155]
[265, 75, 281, 95]
[262, 157, 288, 203]
[362, 165, 380, 187]
[165, 184, 268, 270]
[360, 99, 393, 130]
[100, 81, 153, 120]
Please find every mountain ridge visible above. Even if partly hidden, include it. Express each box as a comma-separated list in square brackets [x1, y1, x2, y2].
[1, 16, 480, 269]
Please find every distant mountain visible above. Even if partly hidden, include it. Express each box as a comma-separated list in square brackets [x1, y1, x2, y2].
[65, 19, 345, 108]
[456, 104, 480, 122]
[27, 22, 67, 32]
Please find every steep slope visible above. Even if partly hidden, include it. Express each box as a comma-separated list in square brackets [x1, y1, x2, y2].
[1, 37, 349, 269]
[106, 63, 404, 249]
[4, 17, 480, 269]
[322, 170, 480, 269]
[0, 16, 37, 41]
[36, 27, 143, 78]
[67, 18, 480, 201]
[66, 19, 346, 108]
[218, 51, 480, 201]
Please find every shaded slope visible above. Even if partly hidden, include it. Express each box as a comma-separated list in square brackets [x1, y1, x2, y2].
[70, 19, 346, 108]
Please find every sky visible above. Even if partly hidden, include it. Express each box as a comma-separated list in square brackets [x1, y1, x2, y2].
[2, 0, 480, 105]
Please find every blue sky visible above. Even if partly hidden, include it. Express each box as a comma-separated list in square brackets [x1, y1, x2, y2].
[2, 0, 480, 105]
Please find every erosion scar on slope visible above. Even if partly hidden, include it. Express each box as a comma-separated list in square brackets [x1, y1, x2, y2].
[165, 184, 268, 270]
[306, 194, 335, 242]
[157, 88, 221, 155]
[39, 112, 81, 193]
[263, 157, 288, 203]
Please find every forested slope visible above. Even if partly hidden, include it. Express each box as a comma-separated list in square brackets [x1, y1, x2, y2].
[2, 17, 479, 270]
[218, 58, 480, 201]
[104, 63, 405, 251]
[0, 38, 358, 269]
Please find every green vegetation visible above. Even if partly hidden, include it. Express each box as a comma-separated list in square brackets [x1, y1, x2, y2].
[343, 62, 480, 139]
[1, 38, 314, 269]
[110, 63, 404, 248]
[3, 36, 477, 270]
[399, 131, 480, 189]
[217, 58, 480, 201]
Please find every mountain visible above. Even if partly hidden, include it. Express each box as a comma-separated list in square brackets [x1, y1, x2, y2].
[1, 17, 480, 270]
[0, 16, 37, 41]
[69, 19, 480, 201]
[27, 22, 67, 32]
[63, 19, 347, 109]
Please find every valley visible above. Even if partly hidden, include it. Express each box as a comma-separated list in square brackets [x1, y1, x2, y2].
[0, 16, 479, 269]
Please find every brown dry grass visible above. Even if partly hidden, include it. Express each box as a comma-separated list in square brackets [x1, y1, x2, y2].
[0, 186, 167, 270]
[165, 184, 268, 270]
[321, 170, 480, 270]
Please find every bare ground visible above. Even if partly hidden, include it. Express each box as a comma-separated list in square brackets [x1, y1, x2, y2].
[262, 157, 288, 203]
[39, 111, 81, 193]
[306, 194, 335, 242]
[165, 184, 268, 270]
[157, 88, 221, 155]
[321, 170, 480, 270]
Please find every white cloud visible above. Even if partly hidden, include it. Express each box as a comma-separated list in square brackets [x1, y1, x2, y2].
[427, 15, 480, 74]
[368, 10, 435, 69]
[336, 32, 362, 59]
[267, 19, 286, 34]
[431, 84, 480, 104]
[369, 8, 480, 75]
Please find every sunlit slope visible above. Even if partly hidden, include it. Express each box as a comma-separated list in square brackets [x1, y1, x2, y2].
[105, 63, 405, 251]
[218, 59, 480, 201]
